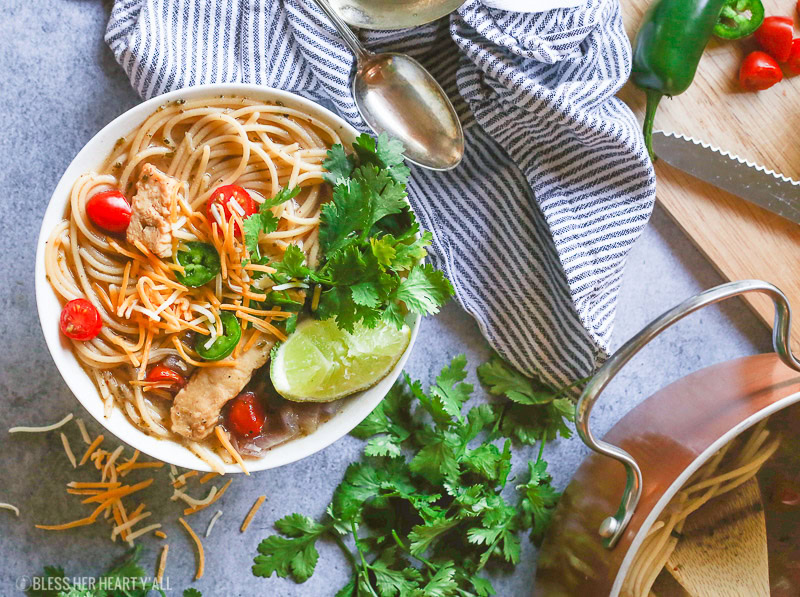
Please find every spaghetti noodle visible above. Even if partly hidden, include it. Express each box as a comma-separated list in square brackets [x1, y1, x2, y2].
[621, 421, 781, 596]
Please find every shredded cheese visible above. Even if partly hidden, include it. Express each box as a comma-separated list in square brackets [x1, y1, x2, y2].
[241, 495, 266, 533]
[155, 530, 167, 539]
[215, 426, 249, 475]
[0, 503, 20, 517]
[60, 433, 77, 469]
[125, 522, 162, 542]
[80, 435, 105, 466]
[156, 544, 169, 585]
[111, 511, 152, 539]
[184, 479, 232, 516]
[75, 418, 91, 445]
[199, 472, 219, 484]
[179, 517, 205, 580]
[9, 413, 73, 434]
[205, 510, 223, 537]
[172, 485, 218, 508]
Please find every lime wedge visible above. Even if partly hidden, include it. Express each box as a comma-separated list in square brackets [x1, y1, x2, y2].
[270, 318, 411, 402]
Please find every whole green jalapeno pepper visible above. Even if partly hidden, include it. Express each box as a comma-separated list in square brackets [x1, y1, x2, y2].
[631, 0, 728, 160]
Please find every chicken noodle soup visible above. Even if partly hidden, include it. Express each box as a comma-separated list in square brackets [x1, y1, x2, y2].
[44, 96, 347, 470]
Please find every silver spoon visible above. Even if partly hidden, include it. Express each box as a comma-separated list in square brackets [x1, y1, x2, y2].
[312, 0, 465, 171]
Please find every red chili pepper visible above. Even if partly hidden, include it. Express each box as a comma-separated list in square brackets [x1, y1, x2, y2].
[755, 16, 794, 62]
[227, 391, 267, 438]
[787, 39, 800, 74]
[739, 51, 783, 90]
[146, 365, 186, 390]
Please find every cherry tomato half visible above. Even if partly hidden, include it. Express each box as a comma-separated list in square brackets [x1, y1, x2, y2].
[146, 365, 187, 390]
[227, 391, 266, 438]
[786, 39, 800, 75]
[60, 298, 103, 341]
[755, 16, 794, 62]
[206, 185, 257, 237]
[86, 190, 132, 233]
[739, 51, 783, 90]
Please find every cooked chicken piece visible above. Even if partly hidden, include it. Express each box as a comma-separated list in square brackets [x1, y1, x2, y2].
[126, 163, 181, 258]
[171, 337, 276, 441]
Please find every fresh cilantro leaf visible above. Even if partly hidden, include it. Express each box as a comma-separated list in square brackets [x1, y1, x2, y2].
[253, 514, 326, 582]
[516, 458, 561, 545]
[381, 301, 407, 329]
[242, 187, 298, 257]
[355, 165, 408, 228]
[478, 355, 558, 405]
[394, 264, 454, 316]
[370, 236, 397, 268]
[429, 354, 472, 420]
[370, 550, 422, 596]
[323, 144, 355, 186]
[419, 561, 459, 597]
[408, 517, 461, 556]
[263, 186, 301, 208]
[390, 232, 431, 272]
[469, 574, 496, 596]
[274, 244, 311, 279]
[319, 179, 372, 254]
[183, 590, 203, 597]
[350, 281, 381, 308]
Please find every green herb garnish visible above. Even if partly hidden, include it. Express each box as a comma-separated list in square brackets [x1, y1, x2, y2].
[258, 133, 453, 333]
[253, 355, 567, 595]
[242, 186, 302, 257]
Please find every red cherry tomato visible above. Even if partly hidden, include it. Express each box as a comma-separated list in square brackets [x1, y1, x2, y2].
[146, 365, 186, 390]
[60, 298, 103, 341]
[206, 185, 257, 237]
[227, 391, 266, 438]
[86, 190, 132, 233]
[787, 39, 800, 75]
[739, 51, 783, 90]
[755, 16, 794, 62]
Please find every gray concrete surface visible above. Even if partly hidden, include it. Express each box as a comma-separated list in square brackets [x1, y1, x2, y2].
[0, 0, 773, 595]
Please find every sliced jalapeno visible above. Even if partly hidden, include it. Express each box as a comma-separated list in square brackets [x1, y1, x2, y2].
[175, 242, 221, 287]
[715, 0, 764, 40]
[195, 312, 241, 361]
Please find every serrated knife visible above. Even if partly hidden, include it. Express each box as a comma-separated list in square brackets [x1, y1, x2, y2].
[652, 131, 800, 225]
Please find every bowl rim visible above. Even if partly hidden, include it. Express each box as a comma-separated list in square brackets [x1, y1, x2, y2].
[34, 83, 421, 474]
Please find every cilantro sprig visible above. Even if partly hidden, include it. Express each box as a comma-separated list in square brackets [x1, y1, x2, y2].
[253, 355, 571, 596]
[250, 133, 454, 333]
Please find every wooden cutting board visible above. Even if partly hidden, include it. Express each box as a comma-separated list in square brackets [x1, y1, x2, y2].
[618, 0, 800, 348]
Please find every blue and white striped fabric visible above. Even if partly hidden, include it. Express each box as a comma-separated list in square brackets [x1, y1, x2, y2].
[105, 0, 656, 387]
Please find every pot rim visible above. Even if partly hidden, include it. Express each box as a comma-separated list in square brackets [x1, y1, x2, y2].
[611, 389, 800, 595]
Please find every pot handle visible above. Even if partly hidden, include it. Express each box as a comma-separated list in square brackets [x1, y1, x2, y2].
[576, 279, 800, 549]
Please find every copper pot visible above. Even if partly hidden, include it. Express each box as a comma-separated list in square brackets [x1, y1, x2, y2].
[533, 280, 800, 596]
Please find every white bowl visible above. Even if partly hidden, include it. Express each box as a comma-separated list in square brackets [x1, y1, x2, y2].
[35, 84, 420, 473]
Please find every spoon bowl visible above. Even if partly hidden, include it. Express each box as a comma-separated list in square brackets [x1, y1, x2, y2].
[353, 53, 463, 170]
[313, 0, 464, 170]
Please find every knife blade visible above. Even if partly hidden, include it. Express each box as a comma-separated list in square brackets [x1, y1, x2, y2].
[652, 130, 800, 225]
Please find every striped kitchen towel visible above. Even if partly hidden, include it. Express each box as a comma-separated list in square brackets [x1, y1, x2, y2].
[105, 0, 656, 387]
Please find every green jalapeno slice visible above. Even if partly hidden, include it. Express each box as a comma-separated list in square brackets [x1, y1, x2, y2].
[175, 242, 221, 288]
[195, 312, 241, 361]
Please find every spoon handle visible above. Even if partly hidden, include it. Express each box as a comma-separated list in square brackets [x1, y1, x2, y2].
[311, 0, 371, 63]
